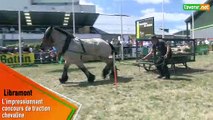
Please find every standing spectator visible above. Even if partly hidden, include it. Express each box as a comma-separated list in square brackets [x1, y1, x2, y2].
[0, 46, 3, 54]
[29, 47, 33, 53]
[23, 45, 30, 53]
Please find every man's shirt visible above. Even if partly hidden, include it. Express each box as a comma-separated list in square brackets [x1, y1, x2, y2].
[152, 40, 167, 56]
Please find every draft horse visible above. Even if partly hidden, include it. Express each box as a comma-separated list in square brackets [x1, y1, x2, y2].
[41, 26, 115, 83]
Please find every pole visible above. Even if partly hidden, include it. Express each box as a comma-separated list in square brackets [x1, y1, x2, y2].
[120, 0, 124, 60]
[162, 0, 165, 38]
[113, 52, 118, 87]
[192, 12, 194, 39]
[18, 11, 22, 66]
[72, 0, 75, 35]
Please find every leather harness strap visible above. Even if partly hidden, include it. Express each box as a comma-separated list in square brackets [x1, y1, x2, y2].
[54, 27, 74, 56]
[53, 27, 86, 58]
[61, 35, 72, 56]
[78, 39, 86, 53]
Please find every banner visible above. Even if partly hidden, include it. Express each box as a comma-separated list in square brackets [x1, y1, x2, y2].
[0, 63, 81, 120]
[0, 53, 35, 65]
[135, 17, 155, 40]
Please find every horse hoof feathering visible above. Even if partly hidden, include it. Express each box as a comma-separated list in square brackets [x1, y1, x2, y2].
[59, 76, 68, 84]
[102, 69, 109, 79]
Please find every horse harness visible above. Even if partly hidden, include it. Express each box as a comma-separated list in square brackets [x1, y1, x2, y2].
[53, 27, 87, 59]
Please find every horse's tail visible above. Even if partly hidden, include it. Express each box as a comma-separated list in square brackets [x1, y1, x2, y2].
[108, 42, 115, 55]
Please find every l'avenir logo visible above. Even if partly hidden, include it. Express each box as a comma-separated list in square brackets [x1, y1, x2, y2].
[183, 4, 210, 11]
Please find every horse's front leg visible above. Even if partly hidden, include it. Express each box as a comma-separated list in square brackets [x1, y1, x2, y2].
[59, 63, 70, 84]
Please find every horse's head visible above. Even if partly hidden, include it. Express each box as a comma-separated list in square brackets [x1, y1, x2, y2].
[41, 26, 54, 50]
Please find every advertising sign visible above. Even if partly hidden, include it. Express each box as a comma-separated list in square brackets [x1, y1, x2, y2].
[135, 17, 155, 40]
[0, 53, 35, 65]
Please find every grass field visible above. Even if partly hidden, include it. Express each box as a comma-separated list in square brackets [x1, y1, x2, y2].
[14, 52, 213, 120]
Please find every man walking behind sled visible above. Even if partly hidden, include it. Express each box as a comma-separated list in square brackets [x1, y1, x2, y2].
[143, 35, 172, 79]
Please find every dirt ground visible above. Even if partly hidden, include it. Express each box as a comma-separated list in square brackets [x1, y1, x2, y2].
[14, 52, 213, 120]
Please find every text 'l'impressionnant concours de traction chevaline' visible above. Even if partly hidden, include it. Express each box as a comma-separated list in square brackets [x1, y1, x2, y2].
[1, 89, 51, 119]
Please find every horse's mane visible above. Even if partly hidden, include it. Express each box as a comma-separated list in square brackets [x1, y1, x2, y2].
[53, 27, 75, 38]
[45, 26, 53, 38]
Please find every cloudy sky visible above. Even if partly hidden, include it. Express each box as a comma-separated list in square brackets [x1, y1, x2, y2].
[80, 0, 207, 34]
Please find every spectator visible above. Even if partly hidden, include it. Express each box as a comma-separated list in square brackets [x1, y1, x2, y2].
[23, 45, 30, 53]
[1, 47, 8, 54]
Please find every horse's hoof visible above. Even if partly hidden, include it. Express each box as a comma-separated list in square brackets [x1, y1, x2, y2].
[102, 74, 107, 79]
[102, 70, 108, 79]
[59, 78, 66, 84]
[59, 76, 68, 84]
[88, 74, 95, 83]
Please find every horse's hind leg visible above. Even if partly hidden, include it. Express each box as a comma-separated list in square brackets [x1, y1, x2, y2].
[76, 62, 95, 83]
[106, 58, 117, 79]
[59, 62, 70, 84]
[102, 58, 113, 79]
[102, 61, 112, 79]
[110, 60, 116, 79]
